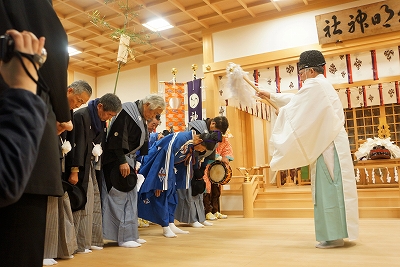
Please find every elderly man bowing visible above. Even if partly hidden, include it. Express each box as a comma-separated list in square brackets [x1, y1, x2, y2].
[102, 94, 165, 248]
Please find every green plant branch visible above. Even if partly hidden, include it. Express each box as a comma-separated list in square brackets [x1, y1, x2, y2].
[88, 0, 157, 94]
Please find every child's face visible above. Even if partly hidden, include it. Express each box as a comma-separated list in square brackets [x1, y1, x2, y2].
[209, 120, 218, 131]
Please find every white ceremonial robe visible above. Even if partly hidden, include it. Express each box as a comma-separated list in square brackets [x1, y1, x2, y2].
[269, 74, 359, 241]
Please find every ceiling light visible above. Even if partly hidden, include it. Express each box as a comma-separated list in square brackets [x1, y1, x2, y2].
[142, 18, 173, 32]
[68, 46, 81, 56]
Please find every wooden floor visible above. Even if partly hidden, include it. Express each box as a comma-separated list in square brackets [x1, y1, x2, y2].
[55, 216, 399, 267]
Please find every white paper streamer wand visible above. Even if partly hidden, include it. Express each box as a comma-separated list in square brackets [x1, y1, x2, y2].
[226, 62, 278, 110]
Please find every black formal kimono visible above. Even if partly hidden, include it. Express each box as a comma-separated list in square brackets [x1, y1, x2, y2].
[102, 101, 148, 245]
[0, 89, 47, 207]
[66, 104, 106, 251]
[67, 106, 106, 203]
[103, 101, 148, 191]
[0, 1, 71, 266]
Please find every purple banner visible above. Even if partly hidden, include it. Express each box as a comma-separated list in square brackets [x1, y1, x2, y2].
[187, 79, 202, 121]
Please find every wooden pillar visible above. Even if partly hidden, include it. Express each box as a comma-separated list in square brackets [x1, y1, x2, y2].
[150, 64, 158, 94]
[243, 112, 255, 168]
[226, 106, 256, 176]
[242, 181, 254, 218]
[202, 33, 220, 117]
[67, 70, 74, 88]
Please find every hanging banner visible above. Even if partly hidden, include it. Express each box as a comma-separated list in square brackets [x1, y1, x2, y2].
[164, 82, 186, 132]
[381, 82, 398, 105]
[349, 51, 374, 82]
[187, 78, 202, 122]
[349, 86, 364, 108]
[279, 63, 298, 92]
[315, 0, 400, 45]
[376, 46, 400, 78]
[258, 67, 277, 92]
[365, 84, 381, 107]
[326, 54, 349, 85]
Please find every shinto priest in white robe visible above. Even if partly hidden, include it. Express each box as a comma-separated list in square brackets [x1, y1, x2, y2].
[269, 74, 358, 241]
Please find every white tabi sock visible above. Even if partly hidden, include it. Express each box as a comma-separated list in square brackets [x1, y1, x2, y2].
[315, 239, 344, 249]
[202, 220, 213, 226]
[162, 226, 177, 238]
[118, 241, 142, 248]
[77, 248, 92, 254]
[136, 238, 147, 244]
[43, 259, 58, 266]
[59, 255, 74, 259]
[190, 221, 204, 228]
[169, 223, 189, 234]
[90, 245, 103, 250]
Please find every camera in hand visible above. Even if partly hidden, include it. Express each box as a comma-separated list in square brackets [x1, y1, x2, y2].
[0, 34, 15, 63]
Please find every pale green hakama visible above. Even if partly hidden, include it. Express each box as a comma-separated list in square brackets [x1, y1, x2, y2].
[269, 74, 359, 242]
[314, 149, 348, 242]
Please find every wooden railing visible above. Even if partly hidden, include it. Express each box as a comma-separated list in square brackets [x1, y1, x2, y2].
[236, 161, 400, 219]
[354, 159, 400, 189]
[237, 167, 264, 218]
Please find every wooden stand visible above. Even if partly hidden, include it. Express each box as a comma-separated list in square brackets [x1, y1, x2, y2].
[354, 158, 400, 188]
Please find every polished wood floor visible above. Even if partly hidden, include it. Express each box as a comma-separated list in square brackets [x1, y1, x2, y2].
[55, 216, 399, 267]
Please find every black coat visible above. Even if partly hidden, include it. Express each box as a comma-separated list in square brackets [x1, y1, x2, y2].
[103, 104, 148, 192]
[66, 107, 106, 194]
[0, 0, 71, 196]
[0, 89, 47, 207]
[103, 108, 148, 166]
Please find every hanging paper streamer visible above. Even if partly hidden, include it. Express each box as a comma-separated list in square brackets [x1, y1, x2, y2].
[386, 167, 391, 183]
[164, 82, 185, 132]
[355, 168, 360, 183]
[365, 168, 369, 183]
[371, 168, 375, 184]
[117, 34, 130, 63]
[187, 79, 202, 122]
[378, 168, 383, 183]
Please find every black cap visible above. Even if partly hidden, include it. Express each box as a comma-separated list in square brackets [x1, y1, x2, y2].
[65, 182, 87, 212]
[298, 50, 326, 70]
[191, 178, 206, 196]
[110, 165, 137, 192]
